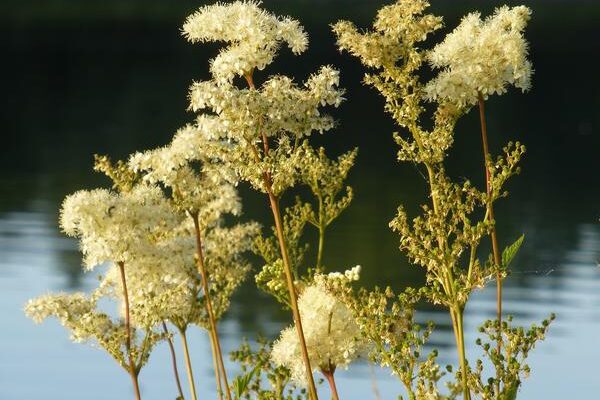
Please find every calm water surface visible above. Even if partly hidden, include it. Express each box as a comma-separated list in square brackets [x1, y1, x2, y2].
[2, 1, 600, 399]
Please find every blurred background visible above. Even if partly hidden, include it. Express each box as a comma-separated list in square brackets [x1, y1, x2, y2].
[1, 0, 600, 399]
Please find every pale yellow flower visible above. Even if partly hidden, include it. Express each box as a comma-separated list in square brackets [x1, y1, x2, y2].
[425, 6, 532, 106]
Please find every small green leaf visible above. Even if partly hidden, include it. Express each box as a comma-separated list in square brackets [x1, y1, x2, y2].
[232, 365, 260, 398]
[500, 380, 520, 400]
[502, 234, 524, 269]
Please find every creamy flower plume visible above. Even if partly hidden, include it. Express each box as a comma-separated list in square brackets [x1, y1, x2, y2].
[129, 123, 241, 218]
[25, 291, 164, 371]
[182, 0, 308, 83]
[60, 185, 180, 270]
[425, 5, 532, 106]
[189, 66, 343, 138]
[271, 276, 365, 385]
[333, 0, 442, 69]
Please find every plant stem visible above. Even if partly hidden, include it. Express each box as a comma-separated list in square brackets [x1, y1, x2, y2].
[368, 363, 382, 400]
[191, 212, 232, 400]
[268, 193, 319, 400]
[208, 325, 224, 400]
[162, 322, 185, 400]
[317, 223, 325, 271]
[117, 261, 142, 400]
[179, 328, 198, 400]
[244, 70, 319, 400]
[322, 369, 340, 400]
[450, 307, 471, 400]
[477, 92, 503, 396]
[424, 163, 471, 399]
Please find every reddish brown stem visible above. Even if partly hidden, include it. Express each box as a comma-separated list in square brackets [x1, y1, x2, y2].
[322, 368, 340, 400]
[162, 322, 185, 400]
[191, 212, 232, 400]
[117, 261, 142, 400]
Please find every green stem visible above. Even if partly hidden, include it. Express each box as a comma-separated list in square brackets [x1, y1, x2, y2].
[117, 261, 142, 400]
[450, 307, 471, 400]
[316, 194, 325, 271]
[162, 322, 185, 400]
[179, 329, 198, 400]
[477, 92, 503, 396]
[317, 224, 325, 272]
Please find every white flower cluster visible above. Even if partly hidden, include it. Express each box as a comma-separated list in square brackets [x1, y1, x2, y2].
[25, 292, 93, 326]
[318, 265, 361, 287]
[182, 0, 308, 83]
[183, 2, 345, 198]
[60, 185, 180, 270]
[189, 66, 343, 138]
[425, 6, 532, 106]
[271, 278, 365, 385]
[129, 123, 241, 217]
[333, 0, 442, 69]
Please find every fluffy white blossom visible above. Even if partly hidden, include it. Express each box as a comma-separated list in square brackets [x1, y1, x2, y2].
[93, 219, 259, 330]
[183, 2, 344, 198]
[271, 280, 365, 385]
[425, 5, 532, 106]
[60, 184, 180, 270]
[188, 66, 343, 138]
[182, 0, 308, 83]
[129, 124, 241, 218]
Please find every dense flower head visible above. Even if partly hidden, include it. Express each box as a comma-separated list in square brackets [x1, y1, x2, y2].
[183, 2, 346, 201]
[425, 5, 532, 106]
[24, 291, 164, 371]
[332, 0, 442, 69]
[129, 124, 242, 218]
[188, 66, 343, 138]
[188, 65, 344, 196]
[182, 0, 308, 83]
[60, 185, 180, 270]
[94, 219, 259, 330]
[271, 277, 365, 385]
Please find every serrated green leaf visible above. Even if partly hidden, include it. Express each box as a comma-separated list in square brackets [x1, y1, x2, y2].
[502, 234, 524, 269]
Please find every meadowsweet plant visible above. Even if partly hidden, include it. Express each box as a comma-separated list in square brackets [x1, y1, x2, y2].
[129, 130, 261, 400]
[181, 2, 354, 398]
[334, 0, 552, 399]
[27, 122, 258, 400]
[24, 2, 556, 400]
[25, 168, 179, 399]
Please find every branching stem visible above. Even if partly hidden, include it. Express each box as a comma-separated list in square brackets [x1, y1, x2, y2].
[117, 261, 142, 400]
[450, 307, 471, 400]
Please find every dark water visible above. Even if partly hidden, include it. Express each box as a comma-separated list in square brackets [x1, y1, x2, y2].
[2, 1, 600, 399]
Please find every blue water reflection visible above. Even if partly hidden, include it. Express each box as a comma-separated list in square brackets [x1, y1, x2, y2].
[1, 179, 599, 399]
